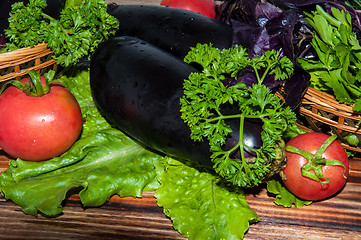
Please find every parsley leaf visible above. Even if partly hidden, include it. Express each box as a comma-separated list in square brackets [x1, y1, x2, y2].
[180, 44, 295, 188]
[5, 0, 119, 67]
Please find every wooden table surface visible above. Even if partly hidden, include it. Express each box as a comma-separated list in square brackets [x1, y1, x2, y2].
[1, 0, 361, 239]
[0, 153, 360, 240]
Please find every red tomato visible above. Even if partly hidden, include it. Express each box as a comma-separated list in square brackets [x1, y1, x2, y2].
[283, 132, 349, 201]
[0, 77, 83, 161]
[160, 0, 216, 18]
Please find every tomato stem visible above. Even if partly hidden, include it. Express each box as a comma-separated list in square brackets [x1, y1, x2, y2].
[285, 134, 347, 186]
[0, 70, 56, 97]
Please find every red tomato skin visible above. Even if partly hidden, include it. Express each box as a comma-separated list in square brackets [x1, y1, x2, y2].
[160, 0, 216, 18]
[283, 132, 349, 201]
[0, 77, 83, 161]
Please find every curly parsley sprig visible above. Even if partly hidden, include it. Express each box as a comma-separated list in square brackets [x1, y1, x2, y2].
[180, 44, 296, 188]
[5, 0, 119, 67]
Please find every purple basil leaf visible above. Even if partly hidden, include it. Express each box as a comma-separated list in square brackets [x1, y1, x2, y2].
[255, 2, 283, 19]
[283, 65, 310, 109]
[231, 20, 262, 49]
[217, 0, 263, 24]
[270, 0, 326, 9]
[264, 9, 307, 61]
[248, 27, 272, 58]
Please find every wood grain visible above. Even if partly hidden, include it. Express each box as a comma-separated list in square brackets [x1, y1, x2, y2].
[1, 0, 361, 239]
[1, 152, 361, 240]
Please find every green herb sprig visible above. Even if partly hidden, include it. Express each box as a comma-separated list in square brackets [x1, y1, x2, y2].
[298, 5, 361, 111]
[5, 0, 119, 67]
[180, 44, 295, 188]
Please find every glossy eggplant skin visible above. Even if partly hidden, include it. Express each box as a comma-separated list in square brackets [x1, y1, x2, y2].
[107, 4, 234, 59]
[91, 36, 263, 170]
[90, 36, 214, 168]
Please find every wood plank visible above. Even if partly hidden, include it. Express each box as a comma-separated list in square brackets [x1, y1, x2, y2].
[1, 152, 361, 239]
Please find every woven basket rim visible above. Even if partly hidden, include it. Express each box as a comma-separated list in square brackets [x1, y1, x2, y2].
[279, 84, 361, 152]
[0, 42, 56, 83]
[302, 87, 360, 114]
[0, 43, 49, 65]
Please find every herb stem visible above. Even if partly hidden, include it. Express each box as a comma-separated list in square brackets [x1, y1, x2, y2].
[239, 115, 246, 162]
[259, 65, 271, 85]
[206, 111, 274, 124]
[40, 12, 55, 22]
[205, 113, 242, 124]
[253, 65, 262, 85]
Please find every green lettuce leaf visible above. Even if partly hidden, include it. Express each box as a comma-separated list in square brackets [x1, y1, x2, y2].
[0, 129, 162, 216]
[0, 68, 309, 239]
[60, 69, 110, 136]
[155, 158, 259, 240]
[0, 69, 162, 216]
[266, 179, 312, 207]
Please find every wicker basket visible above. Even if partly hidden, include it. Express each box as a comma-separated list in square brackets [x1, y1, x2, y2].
[279, 87, 361, 153]
[0, 43, 56, 83]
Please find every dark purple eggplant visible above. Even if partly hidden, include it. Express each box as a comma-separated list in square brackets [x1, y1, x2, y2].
[90, 36, 262, 170]
[107, 4, 234, 59]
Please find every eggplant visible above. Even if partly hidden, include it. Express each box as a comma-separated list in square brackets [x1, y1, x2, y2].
[90, 36, 262, 170]
[107, 4, 234, 59]
[90, 36, 213, 168]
